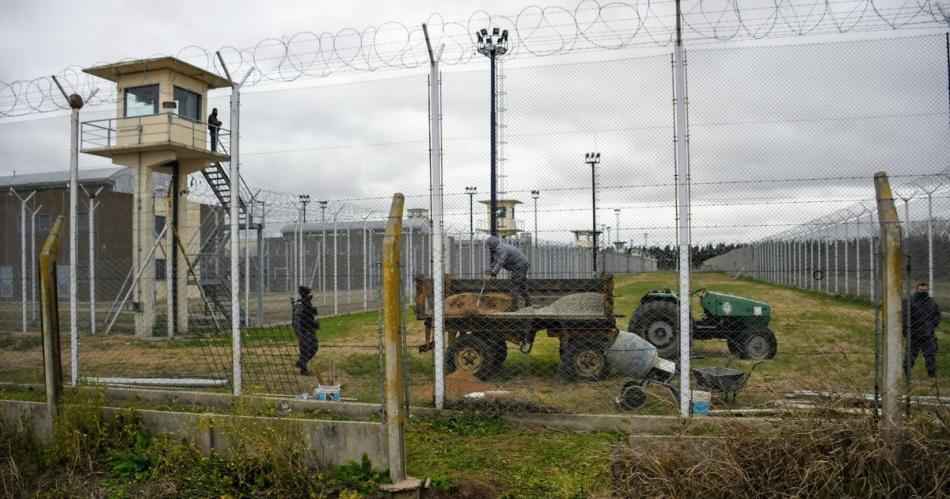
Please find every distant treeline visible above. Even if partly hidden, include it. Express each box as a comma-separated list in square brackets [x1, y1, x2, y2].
[639, 243, 742, 270]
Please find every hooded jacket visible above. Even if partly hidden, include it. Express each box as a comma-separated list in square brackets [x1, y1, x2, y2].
[902, 291, 940, 335]
[486, 235, 529, 275]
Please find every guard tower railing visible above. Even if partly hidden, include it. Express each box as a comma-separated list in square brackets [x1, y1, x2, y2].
[81, 113, 231, 154]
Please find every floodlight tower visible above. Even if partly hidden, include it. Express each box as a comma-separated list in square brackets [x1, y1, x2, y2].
[585, 152, 601, 272]
[476, 27, 509, 236]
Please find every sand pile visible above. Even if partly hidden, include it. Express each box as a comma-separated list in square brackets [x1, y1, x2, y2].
[444, 292, 512, 316]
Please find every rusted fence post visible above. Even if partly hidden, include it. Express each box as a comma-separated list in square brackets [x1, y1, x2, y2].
[874, 173, 903, 432]
[40, 216, 66, 426]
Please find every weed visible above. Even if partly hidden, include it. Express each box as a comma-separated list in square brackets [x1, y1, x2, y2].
[432, 411, 506, 436]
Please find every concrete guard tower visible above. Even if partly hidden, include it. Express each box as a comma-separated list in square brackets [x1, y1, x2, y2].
[479, 198, 523, 238]
[571, 229, 601, 248]
[81, 57, 231, 337]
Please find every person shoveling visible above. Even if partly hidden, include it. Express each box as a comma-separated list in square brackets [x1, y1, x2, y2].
[485, 235, 531, 312]
[485, 235, 535, 353]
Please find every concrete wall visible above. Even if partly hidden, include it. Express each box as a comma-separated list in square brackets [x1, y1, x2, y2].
[0, 399, 389, 471]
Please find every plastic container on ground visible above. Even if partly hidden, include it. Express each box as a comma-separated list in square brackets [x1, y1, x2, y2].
[691, 390, 711, 416]
[315, 385, 341, 401]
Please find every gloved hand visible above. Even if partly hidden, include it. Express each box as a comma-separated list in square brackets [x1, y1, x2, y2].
[485, 269, 496, 278]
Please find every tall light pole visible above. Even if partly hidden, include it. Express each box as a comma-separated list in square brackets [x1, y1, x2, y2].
[299, 194, 311, 223]
[585, 152, 601, 273]
[531, 190, 540, 276]
[465, 187, 477, 276]
[614, 208, 621, 249]
[531, 190, 540, 245]
[299, 195, 310, 288]
[318, 200, 328, 302]
[476, 27, 509, 237]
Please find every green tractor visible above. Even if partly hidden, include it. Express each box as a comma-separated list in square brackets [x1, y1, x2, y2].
[628, 289, 778, 360]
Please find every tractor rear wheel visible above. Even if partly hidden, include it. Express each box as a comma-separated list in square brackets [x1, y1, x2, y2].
[445, 334, 496, 380]
[739, 329, 777, 360]
[630, 300, 680, 358]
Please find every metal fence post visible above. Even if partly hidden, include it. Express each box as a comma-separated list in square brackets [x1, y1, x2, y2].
[216, 51, 253, 396]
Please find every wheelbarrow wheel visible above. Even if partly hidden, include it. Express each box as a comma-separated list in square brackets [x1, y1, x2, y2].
[618, 381, 647, 410]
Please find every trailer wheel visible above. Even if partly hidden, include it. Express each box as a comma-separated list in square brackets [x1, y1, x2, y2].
[445, 334, 496, 380]
[631, 300, 679, 358]
[618, 381, 647, 410]
[739, 329, 777, 360]
[559, 339, 610, 382]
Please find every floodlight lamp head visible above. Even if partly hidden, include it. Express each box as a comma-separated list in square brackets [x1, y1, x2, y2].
[502, 29, 509, 41]
[481, 28, 488, 36]
[476, 32, 483, 43]
[596, 153, 601, 159]
[585, 153, 590, 159]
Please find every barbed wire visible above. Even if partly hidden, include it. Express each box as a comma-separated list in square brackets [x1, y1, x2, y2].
[761, 166, 950, 241]
[1, 0, 947, 118]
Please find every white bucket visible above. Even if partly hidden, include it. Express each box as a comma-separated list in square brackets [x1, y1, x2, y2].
[314, 385, 341, 401]
[691, 390, 711, 416]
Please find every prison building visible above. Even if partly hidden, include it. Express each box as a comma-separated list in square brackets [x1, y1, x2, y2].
[0, 168, 218, 331]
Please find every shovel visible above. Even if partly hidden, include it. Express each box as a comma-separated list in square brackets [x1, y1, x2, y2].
[476, 275, 488, 307]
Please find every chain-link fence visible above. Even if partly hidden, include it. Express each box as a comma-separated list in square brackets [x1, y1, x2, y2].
[0, 27, 947, 418]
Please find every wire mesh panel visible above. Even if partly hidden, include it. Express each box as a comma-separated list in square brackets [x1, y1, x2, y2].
[688, 35, 950, 412]
[0, 20, 946, 420]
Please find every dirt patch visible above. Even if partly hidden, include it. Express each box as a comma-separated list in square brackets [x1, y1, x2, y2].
[444, 293, 512, 317]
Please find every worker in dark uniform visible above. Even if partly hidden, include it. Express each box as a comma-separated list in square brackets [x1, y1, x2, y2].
[292, 286, 320, 376]
[485, 235, 531, 312]
[903, 282, 940, 378]
[208, 108, 222, 152]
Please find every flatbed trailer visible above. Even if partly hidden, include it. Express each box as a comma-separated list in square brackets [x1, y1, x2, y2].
[415, 275, 620, 381]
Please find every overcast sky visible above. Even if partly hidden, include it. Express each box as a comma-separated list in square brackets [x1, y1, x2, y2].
[0, 0, 948, 245]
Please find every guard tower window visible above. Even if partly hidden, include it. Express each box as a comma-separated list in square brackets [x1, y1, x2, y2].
[124, 84, 159, 117]
[495, 207, 507, 219]
[173, 86, 201, 121]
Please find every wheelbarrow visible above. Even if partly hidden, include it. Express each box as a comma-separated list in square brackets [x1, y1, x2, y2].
[690, 358, 763, 402]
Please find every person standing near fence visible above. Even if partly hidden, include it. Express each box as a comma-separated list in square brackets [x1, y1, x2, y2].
[485, 235, 531, 312]
[293, 286, 320, 376]
[207, 108, 222, 152]
[903, 282, 940, 378]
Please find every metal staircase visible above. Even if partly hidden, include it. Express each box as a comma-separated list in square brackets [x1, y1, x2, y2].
[190, 150, 261, 330]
